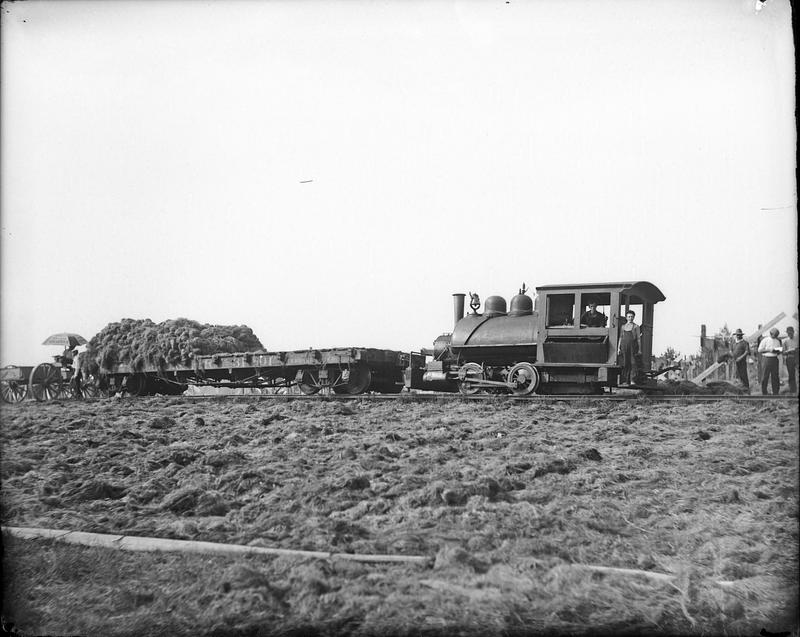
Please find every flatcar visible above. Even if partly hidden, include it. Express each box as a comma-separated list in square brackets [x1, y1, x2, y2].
[94, 347, 409, 397]
[406, 281, 666, 395]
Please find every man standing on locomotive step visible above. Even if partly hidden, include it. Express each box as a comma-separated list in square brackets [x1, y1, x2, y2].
[617, 310, 641, 386]
[731, 329, 751, 391]
[757, 328, 783, 395]
[783, 326, 798, 394]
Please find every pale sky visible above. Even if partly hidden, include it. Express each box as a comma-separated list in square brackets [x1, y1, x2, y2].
[1, 0, 796, 367]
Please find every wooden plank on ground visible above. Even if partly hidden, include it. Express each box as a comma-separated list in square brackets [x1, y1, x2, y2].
[691, 361, 724, 384]
[1, 526, 430, 565]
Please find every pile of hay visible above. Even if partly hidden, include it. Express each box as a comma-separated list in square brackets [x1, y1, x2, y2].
[655, 380, 746, 396]
[81, 318, 264, 373]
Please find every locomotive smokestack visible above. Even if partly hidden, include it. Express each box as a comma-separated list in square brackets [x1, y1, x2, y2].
[453, 293, 466, 327]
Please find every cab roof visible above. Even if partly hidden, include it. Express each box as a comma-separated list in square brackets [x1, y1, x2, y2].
[535, 281, 666, 303]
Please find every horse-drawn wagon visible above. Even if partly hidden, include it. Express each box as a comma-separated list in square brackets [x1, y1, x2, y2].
[0, 333, 102, 403]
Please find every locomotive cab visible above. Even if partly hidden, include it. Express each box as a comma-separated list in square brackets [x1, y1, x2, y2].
[536, 281, 665, 389]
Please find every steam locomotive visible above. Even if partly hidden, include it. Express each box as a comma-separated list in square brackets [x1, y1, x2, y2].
[407, 281, 666, 395]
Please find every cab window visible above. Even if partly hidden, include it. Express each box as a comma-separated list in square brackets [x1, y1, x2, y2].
[579, 293, 610, 328]
[546, 294, 575, 328]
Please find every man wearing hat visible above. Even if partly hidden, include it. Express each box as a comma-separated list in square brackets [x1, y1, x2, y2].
[757, 328, 783, 395]
[783, 326, 797, 394]
[731, 328, 751, 390]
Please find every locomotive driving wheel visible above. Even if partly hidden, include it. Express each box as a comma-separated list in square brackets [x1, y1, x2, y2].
[29, 363, 64, 401]
[507, 362, 540, 396]
[457, 362, 484, 395]
[332, 364, 372, 395]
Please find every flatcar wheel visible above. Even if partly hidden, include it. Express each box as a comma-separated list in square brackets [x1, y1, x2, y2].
[507, 362, 540, 396]
[126, 373, 149, 397]
[457, 362, 484, 395]
[1, 379, 28, 403]
[332, 364, 372, 395]
[29, 363, 63, 401]
[297, 371, 321, 395]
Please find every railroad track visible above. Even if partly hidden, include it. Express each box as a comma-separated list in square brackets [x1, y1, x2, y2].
[177, 392, 798, 403]
[2, 392, 796, 405]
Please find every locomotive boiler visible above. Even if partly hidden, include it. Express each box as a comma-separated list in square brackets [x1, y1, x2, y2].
[409, 281, 666, 395]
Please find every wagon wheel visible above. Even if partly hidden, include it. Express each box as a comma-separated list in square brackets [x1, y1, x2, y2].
[1, 379, 28, 403]
[29, 363, 64, 401]
[297, 370, 321, 395]
[59, 380, 76, 400]
[507, 362, 540, 396]
[457, 362, 484, 395]
[77, 374, 103, 399]
[332, 364, 373, 395]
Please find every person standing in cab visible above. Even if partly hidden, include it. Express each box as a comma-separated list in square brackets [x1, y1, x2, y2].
[580, 302, 608, 327]
[617, 310, 641, 386]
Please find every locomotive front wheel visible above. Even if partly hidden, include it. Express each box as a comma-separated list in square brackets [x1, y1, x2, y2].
[297, 371, 321, 395]
[507, 362, 540, 396]
[457, 363, 484, 395]
[29, 363, 63, 401]
[332, 364, 372, 395]
[1, 379, 28, 403]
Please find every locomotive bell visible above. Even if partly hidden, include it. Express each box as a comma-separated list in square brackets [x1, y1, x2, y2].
[483, 296, 508, 318]
[508, 293, 533, 317]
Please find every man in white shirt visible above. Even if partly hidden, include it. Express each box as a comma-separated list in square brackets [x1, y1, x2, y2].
[783, 326, 798, 394]
[757, 328, 783, 395]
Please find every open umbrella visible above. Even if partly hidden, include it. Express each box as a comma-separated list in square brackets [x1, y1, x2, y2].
[42, 333, 88, 348]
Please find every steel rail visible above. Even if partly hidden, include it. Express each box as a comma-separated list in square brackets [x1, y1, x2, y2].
[2, 392, 796, 405]
[175, 392, 798, 403]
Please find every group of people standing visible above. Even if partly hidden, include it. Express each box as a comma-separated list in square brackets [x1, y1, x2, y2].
[731, 326, 797, 395]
